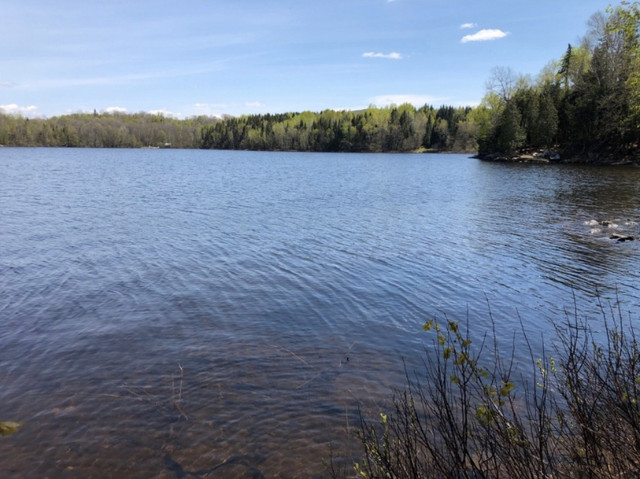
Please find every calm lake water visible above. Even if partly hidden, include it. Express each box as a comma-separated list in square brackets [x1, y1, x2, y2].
[1, 148, 639, 477]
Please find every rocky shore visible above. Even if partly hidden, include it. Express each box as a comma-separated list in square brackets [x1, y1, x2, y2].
[477, 149, 639, 166]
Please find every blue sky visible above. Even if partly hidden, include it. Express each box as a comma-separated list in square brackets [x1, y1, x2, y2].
[1, 0, 614, 118]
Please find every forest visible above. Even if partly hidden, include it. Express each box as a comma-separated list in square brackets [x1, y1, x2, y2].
[0, 2, 638, 162]
[0, 111, 216, 150]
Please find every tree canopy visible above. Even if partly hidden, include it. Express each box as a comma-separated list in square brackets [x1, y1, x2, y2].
[1, 2, 638, 162]
[476, 1, 640, 161]
[199, 105, 475, 153]
[0, 111, 217, 149]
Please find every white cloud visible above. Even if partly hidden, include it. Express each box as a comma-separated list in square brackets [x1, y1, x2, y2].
[104, 106, 127, 114]
[0, 81, 16, 88]
[369, 94, 446, 107]
[148, 109, 180, 118]
[460, 23, 476, 29]
[333, 104, 369, 112]
[244, 101, 265, 108]
[454, 100, 481, 108]
[0, 103, 39, 116]
[191, 102, 227, 117]
[362, 51, 402, 60]
[194, 102, 227, 110]
[461, 29, 509, 43]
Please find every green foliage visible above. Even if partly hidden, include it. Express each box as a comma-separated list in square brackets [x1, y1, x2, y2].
[493, 101, 526, 155]
[200, 105, 476, 153]
[475, 2, 639, 160]
[558, 44, 573, 91]
[0, 421, 22, 436]
[553, 2, 640, 158]
[0, 112, 218, 149]
[609, 1, 640, 129]
[1, 2, 637, 160]
[339, 299, 640, 479]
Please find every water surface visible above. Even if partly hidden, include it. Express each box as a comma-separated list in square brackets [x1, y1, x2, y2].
[1, 148, 639, 477]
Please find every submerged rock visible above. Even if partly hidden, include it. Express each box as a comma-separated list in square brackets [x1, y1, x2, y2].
[610, 233, 635, 242]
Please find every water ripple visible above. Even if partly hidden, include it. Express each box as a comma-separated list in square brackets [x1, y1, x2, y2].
[1, 149, 639, 476]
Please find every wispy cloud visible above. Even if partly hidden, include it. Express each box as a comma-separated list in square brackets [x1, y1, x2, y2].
[0, 81, 17, 88]
[370, 94, 446, 107]
[192, 102, 227, 117]
[244, 101, 265, 108]
[460, 23, 476, 30]
[362, 51, 402, 60]
[0, 103, 39, 116]
[461, 29, 509, 43]
[22, 74, 159, 90]
[194, 102, 227, 109]
[18, 61, 230, 91]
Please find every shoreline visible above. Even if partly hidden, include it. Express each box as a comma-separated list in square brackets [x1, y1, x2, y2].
[2, 144, 638, 164]
[476, 151, 640, 166]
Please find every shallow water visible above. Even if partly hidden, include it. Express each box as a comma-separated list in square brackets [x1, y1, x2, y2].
[1, 148, 639, 477]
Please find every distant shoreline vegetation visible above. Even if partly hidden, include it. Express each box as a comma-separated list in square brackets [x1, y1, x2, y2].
[0, 2, 638, 163]
[0, 105, 479, 154]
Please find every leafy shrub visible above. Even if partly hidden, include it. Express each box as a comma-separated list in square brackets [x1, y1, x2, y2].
[339, 299, 640, 478]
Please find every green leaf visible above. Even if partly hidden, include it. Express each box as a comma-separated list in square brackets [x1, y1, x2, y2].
[500, 381, 515, 397]
[0, 422, 23, 436]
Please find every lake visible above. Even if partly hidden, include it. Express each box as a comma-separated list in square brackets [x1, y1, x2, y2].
[1, 148, 639, 478]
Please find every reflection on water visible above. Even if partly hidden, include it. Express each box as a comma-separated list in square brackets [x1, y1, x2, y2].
[1, 149, 639, 477]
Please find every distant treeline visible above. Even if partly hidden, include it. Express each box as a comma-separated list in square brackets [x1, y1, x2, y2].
[200, 1, 639, 161]
[200, 105, 476, 153]
[0, 2, 638, 161]
[0, 112, 217, 149]
[0, 104, 478, 153]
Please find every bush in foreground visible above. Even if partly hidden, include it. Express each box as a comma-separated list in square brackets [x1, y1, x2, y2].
[335, 299, 640, 478]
